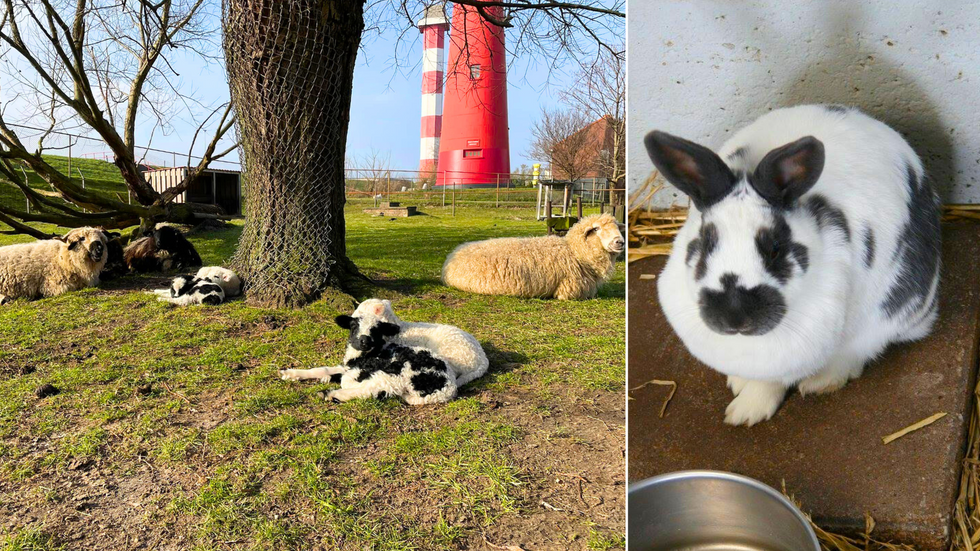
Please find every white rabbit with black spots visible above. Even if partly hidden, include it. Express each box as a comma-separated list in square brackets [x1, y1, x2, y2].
[646, 105, 941, 426]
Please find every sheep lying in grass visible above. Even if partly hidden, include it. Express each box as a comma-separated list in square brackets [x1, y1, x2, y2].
[151, 266, 241, 306]
[0, 227, 109, 303]
[124, 225, 202, 273]
[280, 312, 457, 404]
[442, 213, 625, 300]
[353, 298, 488, 385]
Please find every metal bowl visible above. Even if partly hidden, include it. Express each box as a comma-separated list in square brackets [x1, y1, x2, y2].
[628, 471, 820, 551]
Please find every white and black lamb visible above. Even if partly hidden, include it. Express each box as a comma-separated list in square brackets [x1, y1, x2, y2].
[151, 266, 240, 306]
[279, 312, 458, 405]
[352, 298, 488, 386]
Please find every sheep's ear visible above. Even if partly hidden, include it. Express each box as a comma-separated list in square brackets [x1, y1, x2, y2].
[370, 302, 385, 316]
[67, 237, 84, 251]
[334, 315, 355, 329]
[53, 235, 68, 243]
[378, 322, 400, 337]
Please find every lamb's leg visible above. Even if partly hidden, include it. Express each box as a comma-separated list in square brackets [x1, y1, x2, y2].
[279, 365, 345, 382]
[326, 386, 387, 403]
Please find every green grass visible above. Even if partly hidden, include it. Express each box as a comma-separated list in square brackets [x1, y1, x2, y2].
[0, 205, 624, 550]
[0, 155, 130, 212]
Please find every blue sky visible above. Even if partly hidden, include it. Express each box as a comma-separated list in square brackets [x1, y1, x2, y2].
[346, 23, 579, 171]
[3, 8, 599, 172]
[152, 13, 592, 171]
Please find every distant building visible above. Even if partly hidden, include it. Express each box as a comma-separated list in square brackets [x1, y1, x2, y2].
[550, 115, 619, 181]
[145, 167, 242, 216]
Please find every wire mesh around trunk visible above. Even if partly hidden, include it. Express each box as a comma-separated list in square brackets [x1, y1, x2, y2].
[222, 0, 365, 307]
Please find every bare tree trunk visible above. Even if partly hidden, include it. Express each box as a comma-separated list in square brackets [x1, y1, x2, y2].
[224, 0, 366, 308]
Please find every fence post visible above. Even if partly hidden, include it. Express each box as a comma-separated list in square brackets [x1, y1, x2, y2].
[495, 173, 499, 208]
[577, 196, 583, 219]
[68, 142, 72, 184]
[442, 182, 446, 207]
[562, 183, 570, 217]
[452, 186, 456, 217]
[545, 200, 552, 234]
[592, 177, 597, 205]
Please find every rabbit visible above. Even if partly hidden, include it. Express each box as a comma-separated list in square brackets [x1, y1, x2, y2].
[645, 104, 941, 426]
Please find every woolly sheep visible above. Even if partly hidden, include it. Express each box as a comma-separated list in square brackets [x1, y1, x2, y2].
[280, 312, 457, 405]
[353, 298, 488, 386]
[0, 227, 109, 303]
[442, 213, 625, 300]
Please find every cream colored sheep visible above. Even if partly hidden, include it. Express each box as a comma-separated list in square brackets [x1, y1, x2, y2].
[0, 227, 109, 303]
[442, 213, 625, 300]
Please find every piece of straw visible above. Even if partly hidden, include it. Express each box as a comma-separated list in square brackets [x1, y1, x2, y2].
[882, 412, 948, 445]
[638, 274, 656, 280]
[629, 379, 677, 418]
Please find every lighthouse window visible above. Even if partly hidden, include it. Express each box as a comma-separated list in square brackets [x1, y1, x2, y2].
[463, 149, 483, 158]
[469, 64, 481, 79]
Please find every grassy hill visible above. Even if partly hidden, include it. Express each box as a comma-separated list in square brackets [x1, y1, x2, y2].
[0, 155, 131, 214]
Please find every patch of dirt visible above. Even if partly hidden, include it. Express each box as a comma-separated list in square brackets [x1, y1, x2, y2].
[0, 462, 195, 550]
[475, 390, 626, 550]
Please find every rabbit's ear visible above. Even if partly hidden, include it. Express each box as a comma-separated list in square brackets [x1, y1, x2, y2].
[645, 130, 737, 209]
[751, 136, 825, 208]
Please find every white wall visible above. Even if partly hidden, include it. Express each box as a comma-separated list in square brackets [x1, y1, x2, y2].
[628, 0, 980, 207]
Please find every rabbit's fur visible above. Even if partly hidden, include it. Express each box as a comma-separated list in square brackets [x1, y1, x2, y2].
[647, 105, 941, 426]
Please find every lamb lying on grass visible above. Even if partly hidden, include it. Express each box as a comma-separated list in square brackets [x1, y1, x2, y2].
[280, 311, 457, 405]
[442, 213, 625, 300]
[353, 298, 488, 385]
[124, 225, 202, 273]
[0, 227, 109, 303]
[151, 266, 241, 306]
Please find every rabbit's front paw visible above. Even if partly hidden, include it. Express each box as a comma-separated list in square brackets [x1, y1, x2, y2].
[727, 375, 749, 397]
[724, 380, 786, 427]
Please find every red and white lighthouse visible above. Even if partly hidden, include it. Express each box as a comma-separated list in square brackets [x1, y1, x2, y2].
[436, 2, 510, 188]
[418, 5, 449, 179]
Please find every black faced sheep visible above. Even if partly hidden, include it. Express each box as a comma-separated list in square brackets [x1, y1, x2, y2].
[0, 227, 109, 303]
[279, 312, 458, 405]
[442, 213, 625, 300]
[124, 225, 202, 273]
[98, 230, 129, 281]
